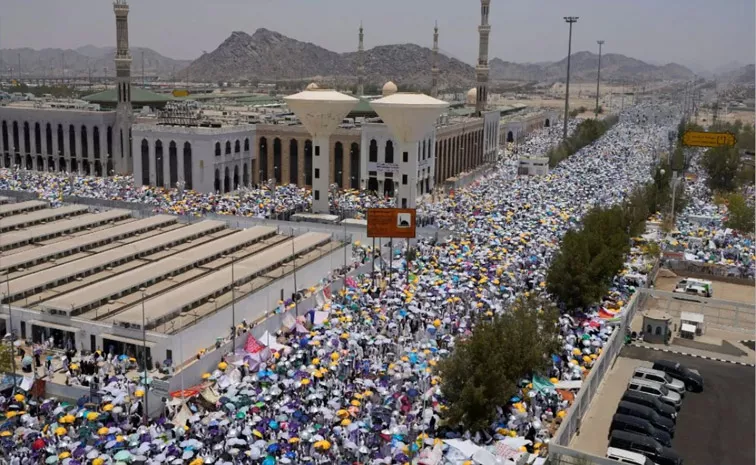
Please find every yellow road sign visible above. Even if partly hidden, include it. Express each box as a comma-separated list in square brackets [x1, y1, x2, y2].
[682, 131, 736, 148]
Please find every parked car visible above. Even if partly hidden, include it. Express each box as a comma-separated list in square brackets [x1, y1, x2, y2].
[621, 390, 678, 421]
[652, 359, 704, 392]
[616, 401, 676, 436]
[633, 367, 687, 396]
[673, 278, 712, 297]
[627, 378, 682, 409]
[606, 447, 658, 465]
[610, 413, 672, 447]
[609, 431, 683, 465]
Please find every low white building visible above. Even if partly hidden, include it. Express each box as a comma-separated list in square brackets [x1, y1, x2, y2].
[518, 156, 550, 176]
[0, 102, 127, 174]
[360, 122, 435, 201]
[131, 123, 256, 193]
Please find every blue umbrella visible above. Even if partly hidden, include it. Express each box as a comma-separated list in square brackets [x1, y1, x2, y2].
[267, 443, 280, 454]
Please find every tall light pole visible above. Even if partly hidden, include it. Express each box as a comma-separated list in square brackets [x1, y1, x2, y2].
[138, 287, 148, 425]
[563, 16, 579, 140]
[595, 40, 605, 116]
[4, 269, 17, 392]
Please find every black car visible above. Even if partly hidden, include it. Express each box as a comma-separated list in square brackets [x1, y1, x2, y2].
[622, 390, 678, 422]
[616, 401, 675, 437]
[653, 360, 704, 392]
[610, 413, 673, 447]
[609, 430, 683, 465]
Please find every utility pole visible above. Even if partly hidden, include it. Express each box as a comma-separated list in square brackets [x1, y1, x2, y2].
[562, 16, 578, 140]
[595, 40, 604, 116]
[142, 49, 145, 88]
[16, 52, 20, 82]
[61, 51, 65, 80]
[138, 287, 148, 425]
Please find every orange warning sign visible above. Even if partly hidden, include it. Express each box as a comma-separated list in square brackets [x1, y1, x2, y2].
[367, 208, 417, 239]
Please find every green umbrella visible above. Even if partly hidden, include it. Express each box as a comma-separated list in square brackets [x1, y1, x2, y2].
[114, 450, 132, 461]
[45, 456, 59, 464]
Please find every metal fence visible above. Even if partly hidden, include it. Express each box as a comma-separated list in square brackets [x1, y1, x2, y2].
[548, 444, 626, 465]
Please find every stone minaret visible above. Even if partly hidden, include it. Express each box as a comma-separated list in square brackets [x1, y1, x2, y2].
[475, 0, 491, 115]
[113, 0, 133, 174]
[431, 21, 440, 98]
[357, 22, 365, 96]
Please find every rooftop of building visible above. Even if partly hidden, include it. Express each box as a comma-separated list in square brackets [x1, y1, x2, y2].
[0, 98, 107, 112]
[83, 87, 176, 105]
[0, 202, 342, 336]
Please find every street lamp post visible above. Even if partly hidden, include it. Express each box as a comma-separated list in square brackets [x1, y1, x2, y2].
[563, 16, 579, 140]
[595, 40, 605, 116]
[3, 270, 18, 392]
[138, 287, 148, 425]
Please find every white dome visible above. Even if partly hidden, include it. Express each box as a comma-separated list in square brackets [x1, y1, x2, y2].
[305, 82, 320, 90]
[466, 87, 477, 105]
[382, 81, 398, 96]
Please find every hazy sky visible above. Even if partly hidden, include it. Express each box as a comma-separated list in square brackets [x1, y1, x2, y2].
[1, 0, 754, 71]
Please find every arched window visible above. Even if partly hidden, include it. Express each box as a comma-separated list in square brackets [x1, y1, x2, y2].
[36, 155, 43, 171]
[289, 139, 299, 185]
[23, 122, 30, 153]
[1, 121, 9, 154]
[107, 126, 113, 157]
[57, 124, 64, 155]
[169, 141, 178, 187]
[93, 127, 101, 158]
[243, 163, 249, 187]
[70, 158, 78, 173]
[304, 140, 313, 185]
[259, 137, 268, 182]
[385, 140, 394, 164]
[421, 139, 426, 161]
[141, 139, 150, 185]
[34, 123, 41, 154]
[80, 125, 88, 158]
[350, 142, 360, 189]
[646, 325, 652, 334]
[45, 123, 53, 155]
[183, 142, 193, 190]
[334, 141, 344, 188]
[369, 139, 378, 162]
[273, 138, 282, 184]
[59, 157, 66, 172]
[214, 169, 221, 193]
[215, 142, 221, 157]
[94, 160, 102, 176]
[234, 140, 241, 153]
[68, 125, 76, 157]
[106, 159, 114, 176]
[655, 326, 662, 336]
[233, 165, 240, 190]
[224, 167, 230, 192]
[244, 138, 250, 152]
[225, 141, 231, 155]
[24, 155, 32, 170]
[12, 122, 19, 153]
[47, 156, 54, 171]
[155, 140, 164, 187]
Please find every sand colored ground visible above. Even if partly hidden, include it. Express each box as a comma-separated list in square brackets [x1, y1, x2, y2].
[655, 275, 755, 305]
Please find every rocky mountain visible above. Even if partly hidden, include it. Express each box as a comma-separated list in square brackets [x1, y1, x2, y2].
[718, 64, 755, 85]
[489, 51, 694, 83]
[0, 46, 192, 78]
[179, 28, 475, 89]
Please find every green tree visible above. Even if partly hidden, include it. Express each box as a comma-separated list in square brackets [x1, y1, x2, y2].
[701, 146, 741, 192]
[0, 343, 13, 374]
[546, 231, 610, 311]
[724, 193, 755, 235]
[437, 294, 560, 432]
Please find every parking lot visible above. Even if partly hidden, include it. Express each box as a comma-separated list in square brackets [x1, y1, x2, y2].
[613, 346, 754, 465]
[655, 276, 755, 305]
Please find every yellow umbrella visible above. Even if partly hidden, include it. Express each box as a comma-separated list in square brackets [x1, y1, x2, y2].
[289, 437, 301, 443]
[93, 459, 105, 465]
[0, 431, 12, 437]
[350, 400, 361, 407]
[14, 394, 24, 402]
[301, 379, 311, 385]
[135, 390, 145, 398]
[252, 429, 263, 438]
[189, 458, 204, 465]
[98, 427, 109, 435]
[218, 362, 228, 370]
[59, 452, 71, 459]
[86, 412, 99, 421]
[202, 373, 211, 380]
[312, 358, 320, 365]
[55, 427, 67, 436]
[340, 418, 351, 426]
[336, 409, 349, 418]
[102, 404, 114, 412]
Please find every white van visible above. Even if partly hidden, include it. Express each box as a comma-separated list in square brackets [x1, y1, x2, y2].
[632, 367, 686, 396]
[606, 447, 657, 465]
[627, 378, 682, 409]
